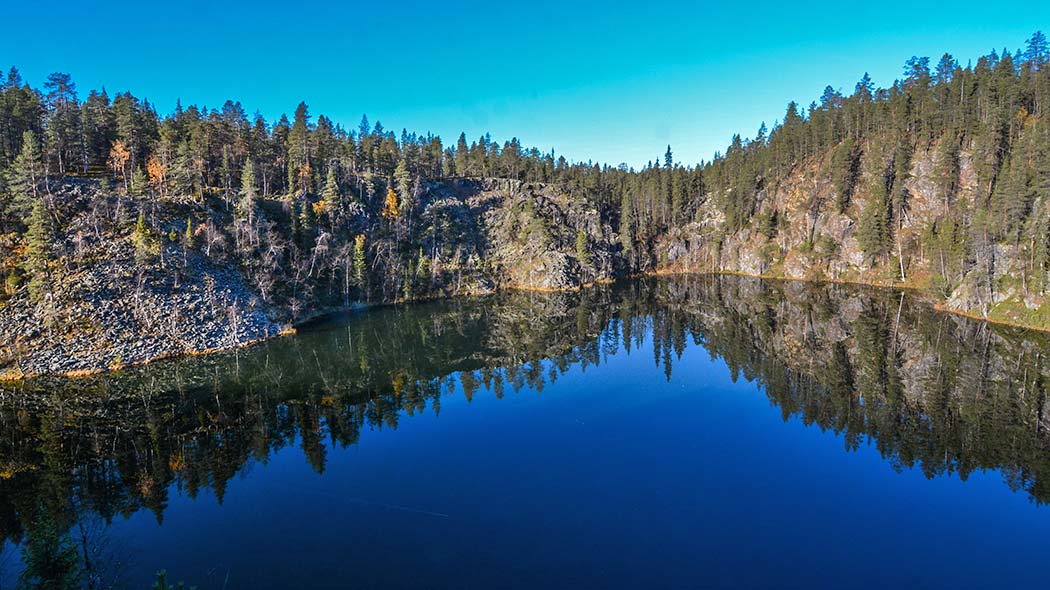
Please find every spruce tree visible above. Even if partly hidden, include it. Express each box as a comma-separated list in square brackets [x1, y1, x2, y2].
[321, 165, 342, 214]
[237, 158, 257, 224]
[133, 210, 154, 264]
[857, 192, 889, 262]
[831, 138, 860, 212]
[24, 197, 55, 303]
[131, 166, 148, 197]
[4, 130, 43, 226]
[393, 159, 412, 214]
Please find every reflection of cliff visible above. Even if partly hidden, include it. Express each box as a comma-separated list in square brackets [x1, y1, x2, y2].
[0, 287, 617, 548]
[4, 276, 1050, 548]
[653, 277, 1050, 504]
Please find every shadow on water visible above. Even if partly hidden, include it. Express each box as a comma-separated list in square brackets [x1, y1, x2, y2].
[3, 274, 1050, 579]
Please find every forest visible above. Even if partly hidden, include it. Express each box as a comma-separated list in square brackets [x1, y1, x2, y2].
[1, 31, 1049, 364]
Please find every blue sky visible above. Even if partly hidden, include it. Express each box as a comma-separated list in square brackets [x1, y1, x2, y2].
[2, 1, 1047, 168]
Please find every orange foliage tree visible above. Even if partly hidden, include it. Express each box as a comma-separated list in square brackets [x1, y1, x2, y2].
[146, 154, 167, 198]
[381, 187, 400, 219]
[108, 140, 131, 192]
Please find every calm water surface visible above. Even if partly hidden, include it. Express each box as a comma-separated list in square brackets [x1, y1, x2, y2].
[2, 276, 1050, 588]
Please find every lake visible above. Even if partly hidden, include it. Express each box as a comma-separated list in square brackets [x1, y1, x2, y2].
[2, 275, 1050, 589]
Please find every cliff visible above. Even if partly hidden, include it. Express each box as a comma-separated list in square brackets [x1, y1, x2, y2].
[656, 138, 1050, 328]
[0, 178, 620, 379]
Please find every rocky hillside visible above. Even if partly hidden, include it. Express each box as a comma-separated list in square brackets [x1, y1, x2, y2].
[0, 178, 619, 379]
[655, 139, 1050, 329]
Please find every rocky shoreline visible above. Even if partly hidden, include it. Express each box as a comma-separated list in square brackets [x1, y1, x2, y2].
[0, 237, 286, 381]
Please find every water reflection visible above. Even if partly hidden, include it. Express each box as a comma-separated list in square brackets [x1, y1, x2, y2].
[2, 275, 1050, 554]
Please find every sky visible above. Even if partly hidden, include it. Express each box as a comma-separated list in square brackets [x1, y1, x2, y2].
[2, 1, 1048, 168]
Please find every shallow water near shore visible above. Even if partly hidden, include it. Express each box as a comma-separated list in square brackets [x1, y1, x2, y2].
[2, 275, 1050, 589]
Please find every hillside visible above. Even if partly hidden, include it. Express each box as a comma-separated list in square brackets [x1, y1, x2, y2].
[0, 178, 619, 378]
[1, 32, 1050, 377]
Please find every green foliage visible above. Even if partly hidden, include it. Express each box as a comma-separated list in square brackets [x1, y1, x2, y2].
[133, 210, 158, 265]
[183, 217, 195, 249]
[4, 130, 42, 226]
[237, 158, 257, 223]
[4, 266, 22, 296]
[24, 198, 54, 303]
[19, 508, 82, 590]
[575, 230, 591, 266]
[831, 138, 860, 212]
[131, 166, 148, 197]
[619, 191, 634, 254]
[393, 158, 412, 215]
[857, 189, 890, 261]
[321, 164, 342, 214]
[353, 234, 367, 293]
[754, 209, 778, 239]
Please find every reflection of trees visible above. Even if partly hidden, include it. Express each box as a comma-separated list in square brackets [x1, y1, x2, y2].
[4, 275, 1050, 549]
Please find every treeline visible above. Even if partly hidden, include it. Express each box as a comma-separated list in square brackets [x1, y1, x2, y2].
[0, 69, 702, 231]
[1, 32, 1049, 308]
[0, 65, 706, 307]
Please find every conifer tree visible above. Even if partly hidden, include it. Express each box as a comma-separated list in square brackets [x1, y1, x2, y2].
[133, 210, 154, 264]
[831, 138, 860, 212]
[237, 159, 257, 224]
[24, 197, 55, 303]
[4, 130, 43, 225]
[393, 159, 412, 214]
[455, 133, 469, 176]
[131, 166, 148, 197]
[322, 165, 343, 215]
[857, 191, 889, 262]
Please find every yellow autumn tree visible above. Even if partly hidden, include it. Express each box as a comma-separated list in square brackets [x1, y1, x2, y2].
[146, 154, 167, 198]
[108, 140, 131, 192]
[381, 187, 400, 219]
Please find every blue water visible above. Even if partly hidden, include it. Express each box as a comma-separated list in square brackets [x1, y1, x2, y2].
[3, 278, 1049, 589]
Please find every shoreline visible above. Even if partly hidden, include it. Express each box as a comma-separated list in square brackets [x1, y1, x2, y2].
[3, 268, 1045, 383]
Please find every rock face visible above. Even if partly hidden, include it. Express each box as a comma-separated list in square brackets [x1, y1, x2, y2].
[1, 178, 621, 378]
[463, 179, 618, 290]
[0, 237, 283, 378]
[652, 140, 1049, 328]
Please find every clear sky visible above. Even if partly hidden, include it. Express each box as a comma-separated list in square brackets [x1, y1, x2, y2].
[2, 1, 1047, 168]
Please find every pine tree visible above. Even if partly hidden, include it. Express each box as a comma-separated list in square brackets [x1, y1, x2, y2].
[455, 133, 469, 176]
[287, 102, 311, 194]
[183, 217, 195, 249]
[299, 198, 316, 244]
